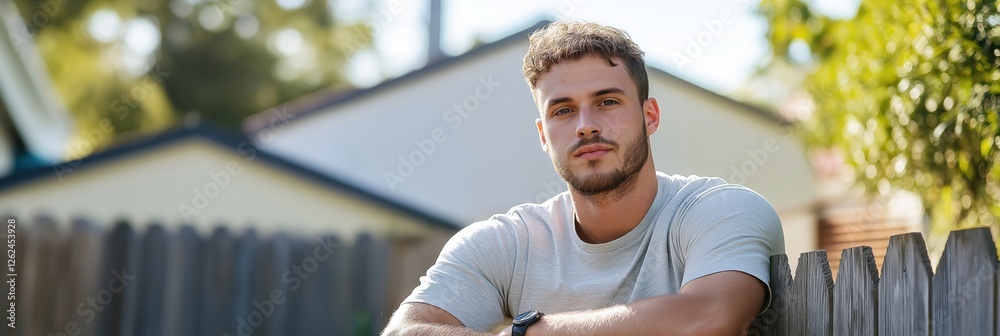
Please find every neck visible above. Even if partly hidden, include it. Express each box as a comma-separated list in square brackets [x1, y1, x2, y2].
[570, 160, 658, 244]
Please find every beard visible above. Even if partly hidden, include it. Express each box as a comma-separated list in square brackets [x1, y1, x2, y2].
[551, 124, 649, 197]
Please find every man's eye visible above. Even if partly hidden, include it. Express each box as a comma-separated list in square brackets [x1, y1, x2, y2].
[599, 99, 618, 107]
[554, 108, 571, 116]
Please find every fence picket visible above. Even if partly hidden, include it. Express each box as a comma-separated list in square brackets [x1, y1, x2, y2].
[134, 224, 170, 336]
[931, 227, 997, 336]
[878, 232, 932, 336]
[23, 217, 59, 336]
[257, 232, 292, 336]
[164, 226, 202, 336]
[790, 250, 833, 336]
[199, 227, 237, 335]
[230, 229, 261, 336]
[749, 254, 792, 336]
[93, 221, 140, 336]
[833, 246, 878, 336]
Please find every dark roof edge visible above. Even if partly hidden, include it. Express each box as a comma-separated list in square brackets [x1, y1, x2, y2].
[243, 20, 552, 133]
[0, 123, 462, 231]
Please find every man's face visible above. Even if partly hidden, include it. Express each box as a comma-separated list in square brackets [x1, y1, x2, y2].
[533, 55, 659, 196]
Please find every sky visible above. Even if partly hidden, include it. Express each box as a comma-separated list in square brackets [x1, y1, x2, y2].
[339, 0, 860, 95]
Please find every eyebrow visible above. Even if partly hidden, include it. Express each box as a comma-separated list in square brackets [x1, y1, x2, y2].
[545, 87, 626, 110]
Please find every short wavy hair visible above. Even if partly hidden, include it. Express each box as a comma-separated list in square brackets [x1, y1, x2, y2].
[522, 21, 648, 102]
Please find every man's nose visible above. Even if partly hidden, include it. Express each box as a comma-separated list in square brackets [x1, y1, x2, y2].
[575, 109, 601, 138]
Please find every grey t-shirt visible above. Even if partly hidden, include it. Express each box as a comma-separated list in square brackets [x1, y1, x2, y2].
[403, 172, 785, 332]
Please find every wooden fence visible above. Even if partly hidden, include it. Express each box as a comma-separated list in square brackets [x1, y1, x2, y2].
[10, 217, 1000, 336]
[750, 227, 999, 336]
[3, 218, 392, 336]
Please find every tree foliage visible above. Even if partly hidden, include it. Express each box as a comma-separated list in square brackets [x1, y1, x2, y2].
[11, 0, 370, 158]
[758, 0, 1000, 232]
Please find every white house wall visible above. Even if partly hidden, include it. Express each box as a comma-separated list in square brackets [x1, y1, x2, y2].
[0, 139, 438, 238]
[261, 42, 555, 226]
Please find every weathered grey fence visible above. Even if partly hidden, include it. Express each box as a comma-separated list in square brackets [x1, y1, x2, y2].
[750, 227, 999, 336]
[10, 217, 1000, 336]
[2, 218, 390, 336]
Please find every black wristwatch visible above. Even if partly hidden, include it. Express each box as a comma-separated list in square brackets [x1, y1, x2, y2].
[512, 310, 544, 336]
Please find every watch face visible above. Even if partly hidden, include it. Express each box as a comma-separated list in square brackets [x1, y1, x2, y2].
[514, 310, 540, 324]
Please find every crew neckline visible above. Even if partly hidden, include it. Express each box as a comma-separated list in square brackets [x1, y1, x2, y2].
[570, 173, 667, 254]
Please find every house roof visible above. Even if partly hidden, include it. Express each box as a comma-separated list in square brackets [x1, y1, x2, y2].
[243, 20, 788, 134]
[0, 123, 462, 231]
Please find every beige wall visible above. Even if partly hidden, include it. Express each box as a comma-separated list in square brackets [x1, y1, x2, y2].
[0, 138, 443, 239]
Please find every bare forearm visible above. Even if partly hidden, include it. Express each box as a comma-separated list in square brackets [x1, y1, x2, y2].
[383, 323, 494, 336]
[525, 272, 764, 336]
[529, 294, 740, 336]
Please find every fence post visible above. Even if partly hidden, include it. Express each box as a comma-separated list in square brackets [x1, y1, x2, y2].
[749, 254, 792, 336]
[199, 227, 237, 335]
[352, 234, 389, 336]
[256, 232, 292, 336]
[91, 221, 141, 336]
[878, 232, 932, 336]
[833, 246, 878, 336]
[790, 250, 833, 336]
[931, 227, 997, 336]
[164, 226, 203, 336]
[134, 224, 170, 335]
[231, 229, 261, 336]
[51, 218, 104, 336]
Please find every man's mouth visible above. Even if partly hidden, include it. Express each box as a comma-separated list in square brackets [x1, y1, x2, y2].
[573, 144, 613, 159]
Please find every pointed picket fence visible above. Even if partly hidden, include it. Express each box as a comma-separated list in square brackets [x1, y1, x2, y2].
[9, 217, 1000, 336]
[751, 227, 999, 336]
[5, 218, 391, 336]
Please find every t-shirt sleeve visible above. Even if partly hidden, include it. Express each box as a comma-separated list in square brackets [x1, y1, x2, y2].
[671, 183, 785, 312]
[401, 218, 515, 332]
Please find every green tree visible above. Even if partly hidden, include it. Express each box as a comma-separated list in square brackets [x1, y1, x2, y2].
[757, 0, 1000, 237]
[11, 0, 371, 156]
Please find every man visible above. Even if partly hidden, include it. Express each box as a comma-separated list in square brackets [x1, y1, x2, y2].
[382, 21, 784, 336]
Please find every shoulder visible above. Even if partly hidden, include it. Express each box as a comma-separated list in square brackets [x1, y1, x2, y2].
[656, 172, 728, 202]
[654, 172, 771, 212]
[683, 183, 776, 216]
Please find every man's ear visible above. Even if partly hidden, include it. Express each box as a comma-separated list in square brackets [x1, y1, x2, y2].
[643, 97, 661, 136]
[535, 118, 548, 152]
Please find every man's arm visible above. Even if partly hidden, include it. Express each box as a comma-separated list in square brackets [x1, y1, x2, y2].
[500, 271, 765, 336]
[386, 270, 763, 336]
[381, 302, 494, 336]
